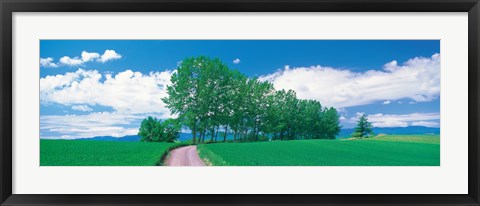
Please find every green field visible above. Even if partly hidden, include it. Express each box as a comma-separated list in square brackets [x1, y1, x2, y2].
[40, 140, 179, 166]
[197, 135, 440, 166]
[365, 135, 440, 144]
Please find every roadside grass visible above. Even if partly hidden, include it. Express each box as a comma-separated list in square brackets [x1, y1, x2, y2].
[40, 140, 181, 166]
[197, 135, 440, 166]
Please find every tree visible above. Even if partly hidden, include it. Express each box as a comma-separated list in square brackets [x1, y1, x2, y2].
[321, 107, 341, 139]
[138, 116, 161, 142]
[163, 56, 209, 144]
[162, 118, 181, 142]
[138, 117, 180, 142]
[352, 114, 373, 138]
[163, 56, 342, 143]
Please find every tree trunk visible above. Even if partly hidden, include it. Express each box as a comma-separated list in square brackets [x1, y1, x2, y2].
[223, 125, 228, 142]
[255, 122, 260, 141]
[192, 124, 197, 144]
[202, 127, 207, 143]
[214, 125, 219, 142]
[253, 120, 258, 141]
[244, 128, 248, 141]
[210, 126, 215, 142]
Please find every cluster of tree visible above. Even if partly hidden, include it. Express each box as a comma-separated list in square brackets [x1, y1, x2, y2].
[162, 56, 341, 144]
[138, 117, 181, 142]
[351, 114, 374, 138]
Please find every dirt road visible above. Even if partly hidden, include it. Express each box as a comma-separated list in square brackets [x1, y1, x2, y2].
[165, 146, 205, 166]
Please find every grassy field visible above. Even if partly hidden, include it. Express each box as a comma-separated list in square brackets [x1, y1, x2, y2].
[197, 135, 440, 166]
[40, 140, 179, 166]
[364, 134, 440, 144]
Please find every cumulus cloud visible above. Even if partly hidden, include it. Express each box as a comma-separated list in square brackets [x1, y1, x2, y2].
[59, 56, 84, 66]
[40, 68, 176, 139]
[40, 57, 58, 68]
[71, 105, 93, 112]
[369, 112, 440, 127]
[46, 50, 122, 67]
[40, 112, 144, 139]
[347, 112, 440, 128]
[40, 68, 175, 116]
[383, 100, 391, 105]
[411, 121, 440, 127]
[233, 58, 241, 64]
[99, 50, 122, 63]
[81, 51, 100, 62]
[259, 53, 440, 108]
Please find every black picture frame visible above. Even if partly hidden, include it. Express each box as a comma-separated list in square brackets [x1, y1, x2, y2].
[1, 0, 479, 205]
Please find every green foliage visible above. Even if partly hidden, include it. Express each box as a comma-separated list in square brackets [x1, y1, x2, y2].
[352, 114, 373, 138]
[163, 56, 342, 144]
[138, 117, 180, 143]
[40, 140, 178, 166]
[197, 135, 440, 166]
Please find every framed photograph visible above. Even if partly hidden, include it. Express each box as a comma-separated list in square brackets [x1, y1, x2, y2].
[1, 0, 479, 205]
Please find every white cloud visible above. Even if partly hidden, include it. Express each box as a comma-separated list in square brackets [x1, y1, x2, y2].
[52, 50, 122, 67]
[344, 112, 440, 128]
[371, 119, 409, 127]
[40, 68, 175, 116]
[71, 105, 93, 112]
[40, 57, 58, 68]
[259, 53, 440, 108]
[383, 100, 391, 105]
[59, 56, 84, 66]
[40, 112, 144, 139]
[411, 121, 440, 127]
[98, 50, 122, 63]
[81, 51, 100, 62]
[233, 58, 241, 64]
[357, 112, 440, 128]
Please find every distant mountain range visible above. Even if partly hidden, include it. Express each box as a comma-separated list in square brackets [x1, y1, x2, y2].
[337, 126, 440, 138]
[75, 135, 142, 142]
[74, 133, 194, 142]
[69, 126, 439, 142]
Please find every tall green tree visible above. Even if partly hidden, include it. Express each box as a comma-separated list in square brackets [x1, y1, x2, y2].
[163, 57, 210, 144]
[321, 107, 341, 139]
[163, 56, 342, 143]
[138, 117, 180, 142]
[162, 118, 181, 142]
[352, 114, 373, 138]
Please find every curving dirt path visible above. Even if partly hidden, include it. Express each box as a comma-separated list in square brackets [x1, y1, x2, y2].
[165, 146, 205, 166]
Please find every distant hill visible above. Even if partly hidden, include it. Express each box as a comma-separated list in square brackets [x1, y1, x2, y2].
[338, 126, 440, 138]
[75, 135, 141, 142]
[73, 133, 197, 142]
[70, 126, 439, 141]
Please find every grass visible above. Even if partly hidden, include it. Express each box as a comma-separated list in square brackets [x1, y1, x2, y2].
[40, 140, 180, 166]
[197, 135, 440, 166]
[362, 134, 440, 144]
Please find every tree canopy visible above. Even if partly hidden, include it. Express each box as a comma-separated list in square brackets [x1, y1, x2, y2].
[162, 56, 341, 144]
[138, 117, 180, 142]
[351, 114, 374, 138]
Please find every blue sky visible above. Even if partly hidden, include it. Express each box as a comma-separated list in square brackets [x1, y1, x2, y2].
[40, 40, 440, 139]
